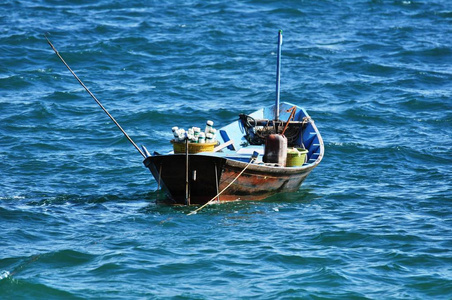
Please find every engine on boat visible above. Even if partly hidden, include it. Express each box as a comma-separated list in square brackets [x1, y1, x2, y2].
[238, 114, 307, 148]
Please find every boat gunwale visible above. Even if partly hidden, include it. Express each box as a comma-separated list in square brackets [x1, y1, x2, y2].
[144, 113, 324, 174]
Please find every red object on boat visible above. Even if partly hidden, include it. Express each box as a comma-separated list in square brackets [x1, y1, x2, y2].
[263, 134, 287, 166]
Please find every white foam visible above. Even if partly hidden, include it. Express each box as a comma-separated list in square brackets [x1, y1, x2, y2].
[0, 270, 10, 280]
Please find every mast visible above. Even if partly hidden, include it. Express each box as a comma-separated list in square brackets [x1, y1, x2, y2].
[275, 30, 283, 121]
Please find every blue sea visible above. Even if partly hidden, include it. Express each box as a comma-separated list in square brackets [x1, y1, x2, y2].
[1, 0, 451, 299]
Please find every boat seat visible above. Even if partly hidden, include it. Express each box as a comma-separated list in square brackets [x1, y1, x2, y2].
[219, 129, 236, 150]
[236, 146, 264, 155]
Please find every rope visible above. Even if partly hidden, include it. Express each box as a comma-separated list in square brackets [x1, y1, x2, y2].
[187, 157, 256, 215]
[281, 106, 297, 136]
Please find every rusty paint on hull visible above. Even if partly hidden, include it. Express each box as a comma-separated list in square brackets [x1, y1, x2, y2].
[143, 154, 316, 205]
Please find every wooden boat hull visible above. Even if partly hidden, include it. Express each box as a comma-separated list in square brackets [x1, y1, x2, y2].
[143, 154, 316, 205]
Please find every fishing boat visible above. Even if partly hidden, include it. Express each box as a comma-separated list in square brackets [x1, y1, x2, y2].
[46, 30, 323, 208]
[142, 31, 324, 206]
[142, 100, 323, 205]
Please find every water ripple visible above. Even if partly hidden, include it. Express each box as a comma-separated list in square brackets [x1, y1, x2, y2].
[1, 0, 451, 298]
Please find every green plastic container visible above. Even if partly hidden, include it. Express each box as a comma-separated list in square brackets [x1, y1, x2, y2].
[286, 148, 308, 167]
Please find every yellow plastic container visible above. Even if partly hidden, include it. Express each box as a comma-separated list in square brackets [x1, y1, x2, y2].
[286, 148, 308, 167]
[171, 140, 217, 154]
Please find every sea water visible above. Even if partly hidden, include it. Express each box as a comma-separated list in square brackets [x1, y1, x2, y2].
[1, 0, 451, 298]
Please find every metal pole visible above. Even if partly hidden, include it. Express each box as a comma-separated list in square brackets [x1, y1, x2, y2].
[45, 35, 145, 158]
[214, 163, 219, 203]
[275, 30, 283, 121]
[185, 137, 190, 205]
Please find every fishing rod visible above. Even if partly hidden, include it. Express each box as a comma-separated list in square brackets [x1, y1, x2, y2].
[45, 35, 145, 158]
